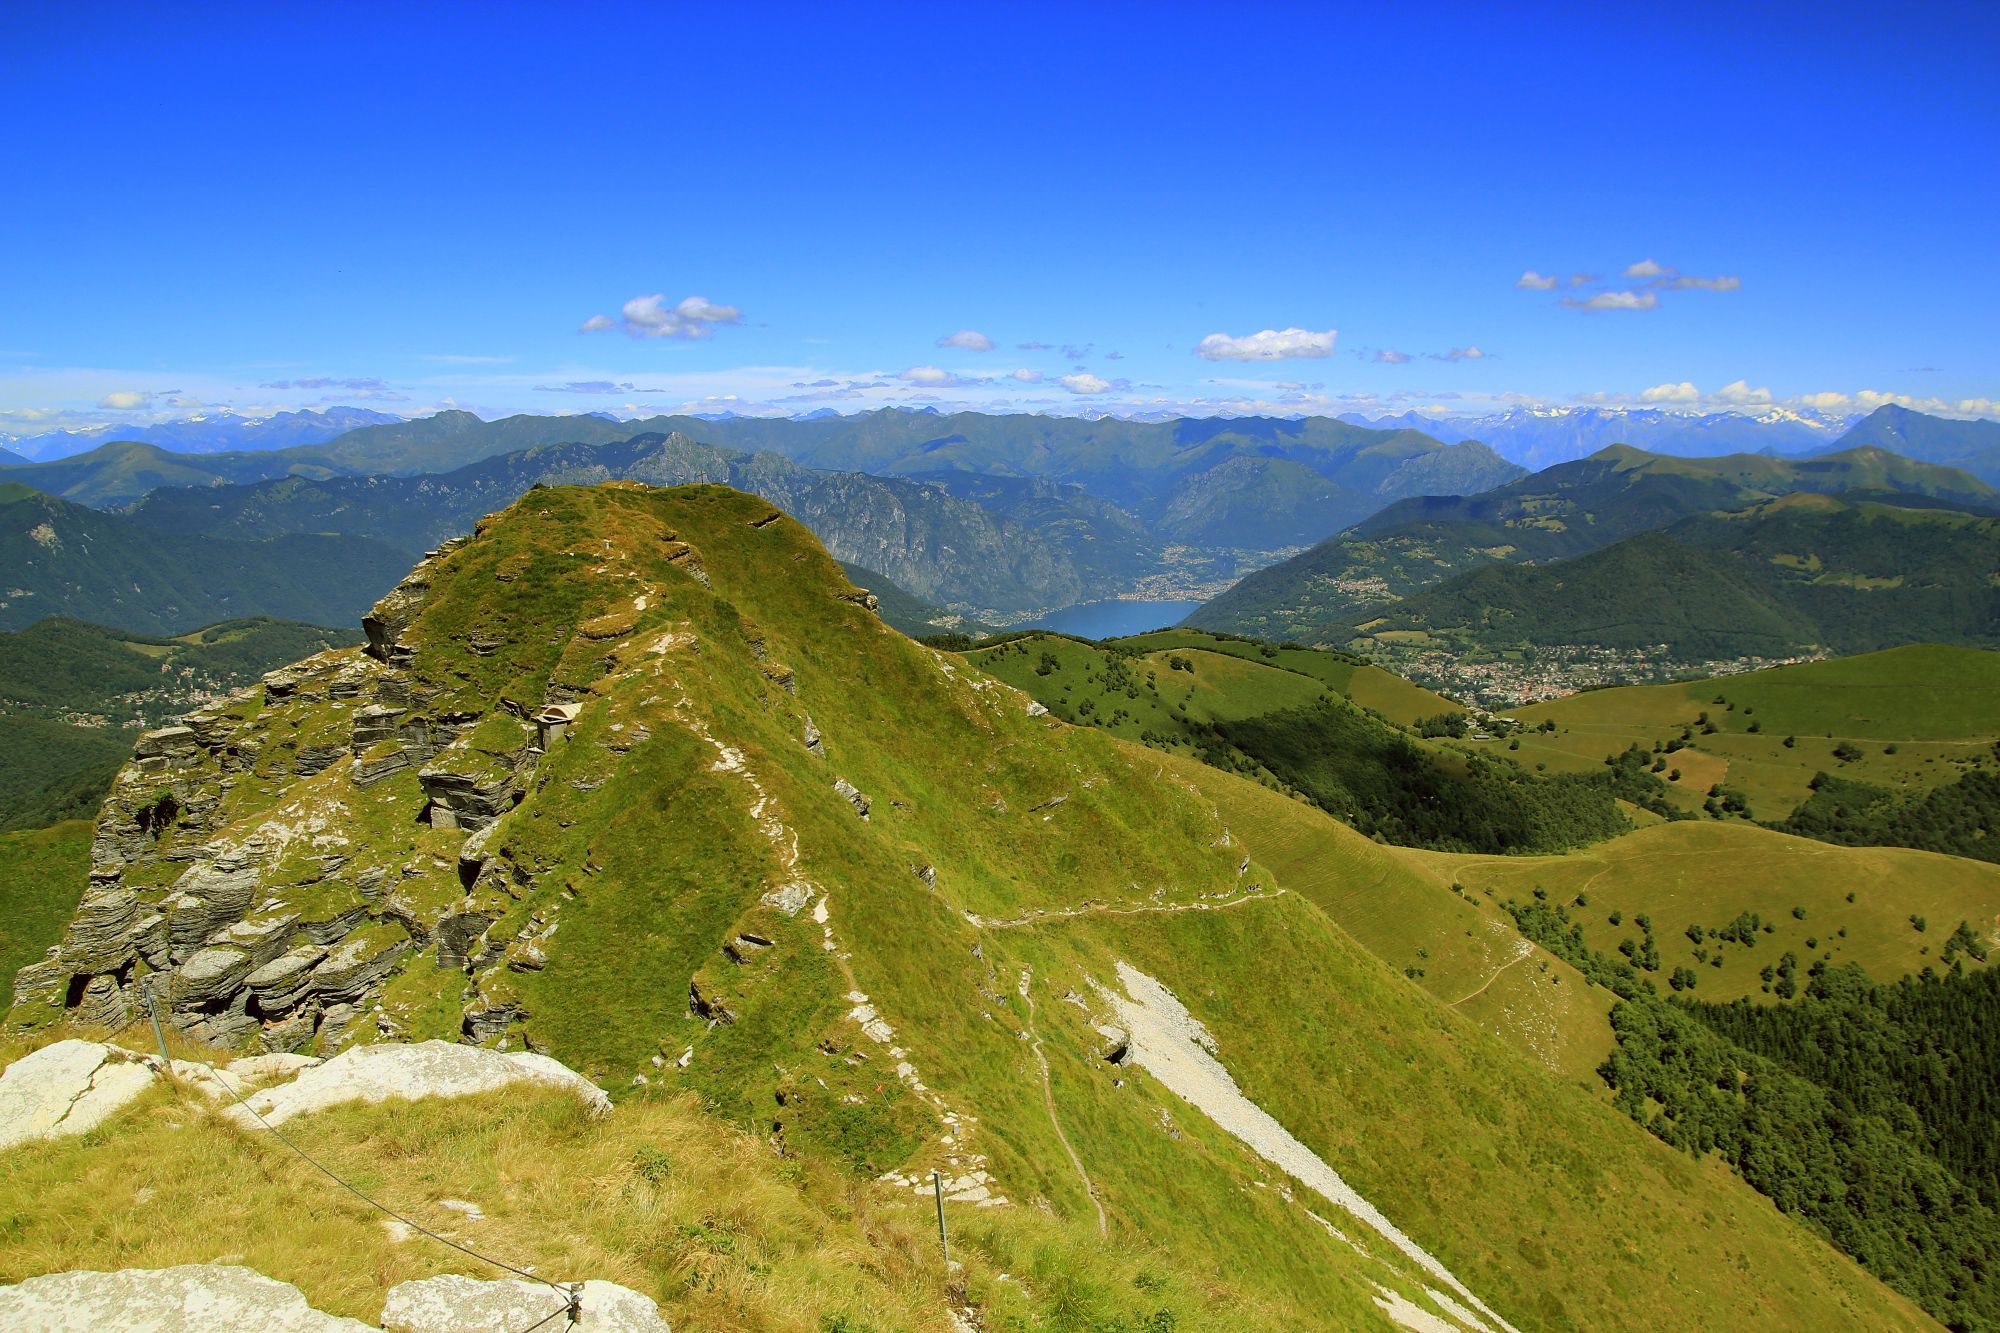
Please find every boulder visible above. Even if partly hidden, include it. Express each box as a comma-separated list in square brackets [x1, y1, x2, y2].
[245, 946, 327, 1015]
[133, 726, 199, 761]
[314, 1002, 364, 1052]
[381, 1274, 669, 1332]
[0, 1264, 368, 1331]
[417, 766, 522, 833]
[759, 882, 813, 916]
[210, 914, 300, 971]
[293, 744, 346, 778]
[74, 975, 130, 1029]
[833, 778, 871, 819]
[168, 946, 254, 1011]
[8, 952, 69, 1014]
[310, 930, 409, 1006]
[164, 856, 262, 957]
[0, 1040, 157, 1153]
[802, 716, 824, 758]
[350, 704, 406, 749]
[226, 1040, 609, 1126]
[129, 912, 170, 970]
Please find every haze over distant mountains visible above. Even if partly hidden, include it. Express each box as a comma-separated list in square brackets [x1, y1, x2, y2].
[5, 400, 1999, 648]
[0, 405, 402, 461]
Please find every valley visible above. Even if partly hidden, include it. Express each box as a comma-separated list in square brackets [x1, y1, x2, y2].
[8, 16, 1997, 1329]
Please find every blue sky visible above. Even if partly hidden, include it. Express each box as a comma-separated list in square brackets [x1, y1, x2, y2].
[2, 0, 1996, 430]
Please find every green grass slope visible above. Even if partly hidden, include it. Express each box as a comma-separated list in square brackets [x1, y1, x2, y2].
[1502, 646, 2000, 825]
[963, 630, 1656, 854]
[0, 822, 90, 1006]
[1424, 821, 2000, 1004]
[3, 482, 1933, 1330]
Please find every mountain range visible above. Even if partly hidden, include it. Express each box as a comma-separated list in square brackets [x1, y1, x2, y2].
[0, 482, 412, 634]
[1189, 442, 2000, 644]
[1356, 495, 2000, 660]
[0, 406, 403, 461]
[1338, 405, 1856, 468]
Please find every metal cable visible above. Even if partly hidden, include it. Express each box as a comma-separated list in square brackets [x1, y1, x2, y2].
[138, 981, 581, 1329]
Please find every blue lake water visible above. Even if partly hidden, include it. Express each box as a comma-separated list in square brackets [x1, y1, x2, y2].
[1022, 599, 1204, 640]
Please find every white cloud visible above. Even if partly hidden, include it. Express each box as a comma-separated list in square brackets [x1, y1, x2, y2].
[1516, 271, 1560, 291]
[1011, 368, 1044, 383]
[582, 293, 743, 340]
[1059, 372, 1111, 395]
[1640, 381, 1701, 404]
[1563, 290, 1659, 311]
[1194, 327, 1338, 361]
[1667, 274, 1742, 291]
[1433, 346, 1488, 362]
[1372, 349, 1412, 365]
[97, 390, 153, 409]
[936, 330, 994, 352]
[1624, 259, 1671, 279]
[898, 365, 983, 388]
[1714, 379, 1772, 405]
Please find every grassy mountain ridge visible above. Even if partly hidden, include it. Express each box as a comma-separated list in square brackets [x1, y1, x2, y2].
[2, 481, 1932, 1329]
[1191, 444, 2000, 644]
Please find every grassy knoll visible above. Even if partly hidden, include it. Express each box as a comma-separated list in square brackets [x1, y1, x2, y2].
[1116, 628, 1465, 724]
[1422, 821, 2000, 1004]
[966, 630, 1653, 855]
[0, 1034, 1250, 1332]
[1497, 645, 2000, 825]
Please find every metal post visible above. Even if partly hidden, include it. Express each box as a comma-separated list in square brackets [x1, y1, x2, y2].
[139, 976, 171, 1067]
[932, 1169, 950, 1266]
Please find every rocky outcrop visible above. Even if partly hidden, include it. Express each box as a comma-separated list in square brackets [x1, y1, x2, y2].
[418, 755, 526, 833]
[0, 1265, 369, 1331]
[361, 548, 457, 666]
[381, 1274, 669, 1332]
[224, 1040, 610, 1126]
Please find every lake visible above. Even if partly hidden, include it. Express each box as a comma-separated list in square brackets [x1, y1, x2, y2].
[1022, 599, 1204, 640]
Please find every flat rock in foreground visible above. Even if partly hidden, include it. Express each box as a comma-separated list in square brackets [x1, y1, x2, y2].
[225, 1039, 611, 1126]
[0, 1039, 157, 1153]
[0, 1264, 370, 1331]
[381, 1274, 669, 1332]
